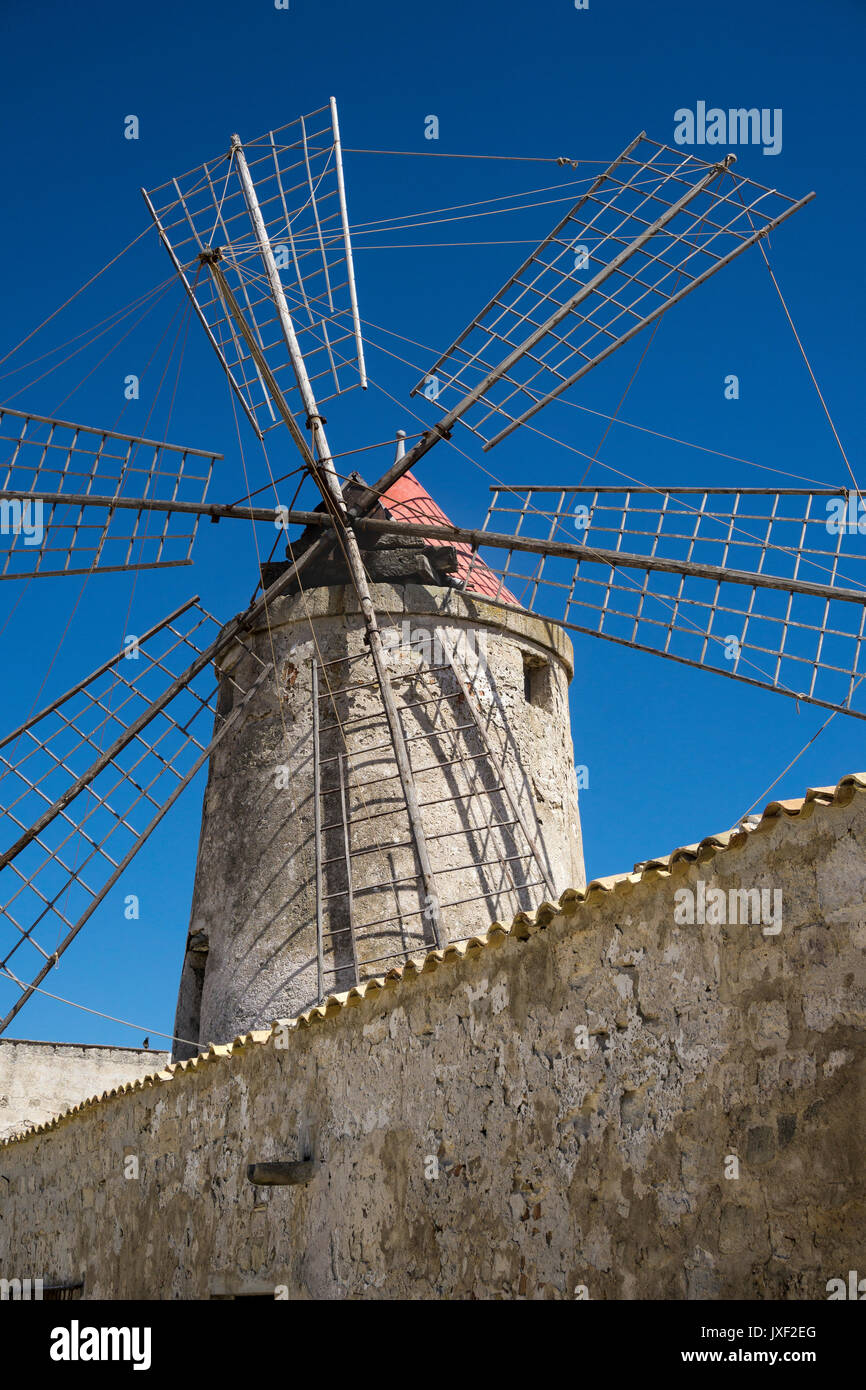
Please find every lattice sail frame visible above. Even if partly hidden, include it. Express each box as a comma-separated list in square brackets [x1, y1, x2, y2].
[471, 485, 866, 718]
[0, 406, 219, 579]
[0, 599, 273, 1033]
[411, 133, 813, 450]
[142, 98, 366, 438]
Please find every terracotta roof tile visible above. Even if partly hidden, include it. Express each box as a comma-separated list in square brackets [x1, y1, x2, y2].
[380, 471, 519, 605]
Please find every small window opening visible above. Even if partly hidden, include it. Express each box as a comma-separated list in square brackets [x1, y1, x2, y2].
[173, 931, 208, 1060]
[522, 654, 552, 710]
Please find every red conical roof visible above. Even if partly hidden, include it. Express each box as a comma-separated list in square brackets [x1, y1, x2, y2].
[379, 471, 519, 605]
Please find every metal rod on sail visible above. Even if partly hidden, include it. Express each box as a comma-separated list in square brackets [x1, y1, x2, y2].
[13, 492, 865, 608]
[329, 96, 367, 390]
[230, 134, 342, 488]
[365, 158, 741, 490]
[223, 137, 443, 946]
[200, 251, 317, 470]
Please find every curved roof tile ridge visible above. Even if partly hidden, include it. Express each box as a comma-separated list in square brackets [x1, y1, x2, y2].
[2, 770, 863, 1149]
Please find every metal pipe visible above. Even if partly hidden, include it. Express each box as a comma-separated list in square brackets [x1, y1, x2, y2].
[329, 96, 367, 390]
[300, 509, 866, 607]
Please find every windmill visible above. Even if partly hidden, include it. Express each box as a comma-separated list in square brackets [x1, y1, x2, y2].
[0, 103, 858, 1053]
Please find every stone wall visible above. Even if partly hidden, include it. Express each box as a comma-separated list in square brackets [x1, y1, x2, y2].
[0, 776, 864, 1299]
[0, 1041, 168, 1142]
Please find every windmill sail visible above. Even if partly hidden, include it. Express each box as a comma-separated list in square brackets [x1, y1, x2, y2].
[137, 474, 866, 727]
[467, 485, 866, 719]
[410, 134, 813, 452]
[142, 98, 366, 439]
[0, 598, 273, 1034]
[45, 474, 866, 723]
[0, 406, 220, 579]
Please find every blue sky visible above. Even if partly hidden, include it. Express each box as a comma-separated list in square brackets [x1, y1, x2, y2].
[0, 0, 863, 1046]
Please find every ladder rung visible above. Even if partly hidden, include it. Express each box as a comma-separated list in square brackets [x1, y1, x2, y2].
[427, 818, 518, 842]
[318, 677, 380, 696]
[348, 869, 421, 892]
[440, 881, 546, 911]
[320, 922, 356, 941]
[414, 750, 497, 775]
[320, 804, 403, 827]
[321, 816, 521, 865]
[319, 722, 479, 767]
[318, 710, 389, 735]
[323, 877, 420, 903]
[344, 943, 432, 970]
[355, 899, 434, 930]
[318, 690, 469, 736]
[321, 939, 429, 972]
[418, 787, 507, 811]
[322, 784, 509, 824]
[397, 690, 467, 715]
[342, 854, 532, 894]
[315, 650, 371, 671]
[406, 721, 477, 743]
[434, 851, 533, 874]
[319, 745, 392, 768]
[316, 663, 455, 697]
[351, 880, 546, 932]
[318, 746, 497, 782]
[394, 662, 453, 678]
[321, 839, 415, 866]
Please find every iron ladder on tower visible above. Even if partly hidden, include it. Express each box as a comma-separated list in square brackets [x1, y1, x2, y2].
[309, 638, 557, 1003]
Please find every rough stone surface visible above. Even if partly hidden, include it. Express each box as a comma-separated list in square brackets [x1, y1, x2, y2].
[177, 582, 583, 1055]
[0, 787, 863, 1299]
[0, 1041, 168, 1141]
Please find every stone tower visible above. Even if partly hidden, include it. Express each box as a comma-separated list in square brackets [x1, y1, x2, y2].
[173, 478, 584, 1058]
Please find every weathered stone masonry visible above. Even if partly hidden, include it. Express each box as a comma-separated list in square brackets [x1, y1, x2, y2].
[1, 774, 864, 1299]
[0, 1041, 169, 1142]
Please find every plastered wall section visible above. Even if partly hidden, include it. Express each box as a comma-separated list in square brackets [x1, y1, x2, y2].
[0, 1042, 169, 1142]
[0, 779, 864, 1299]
